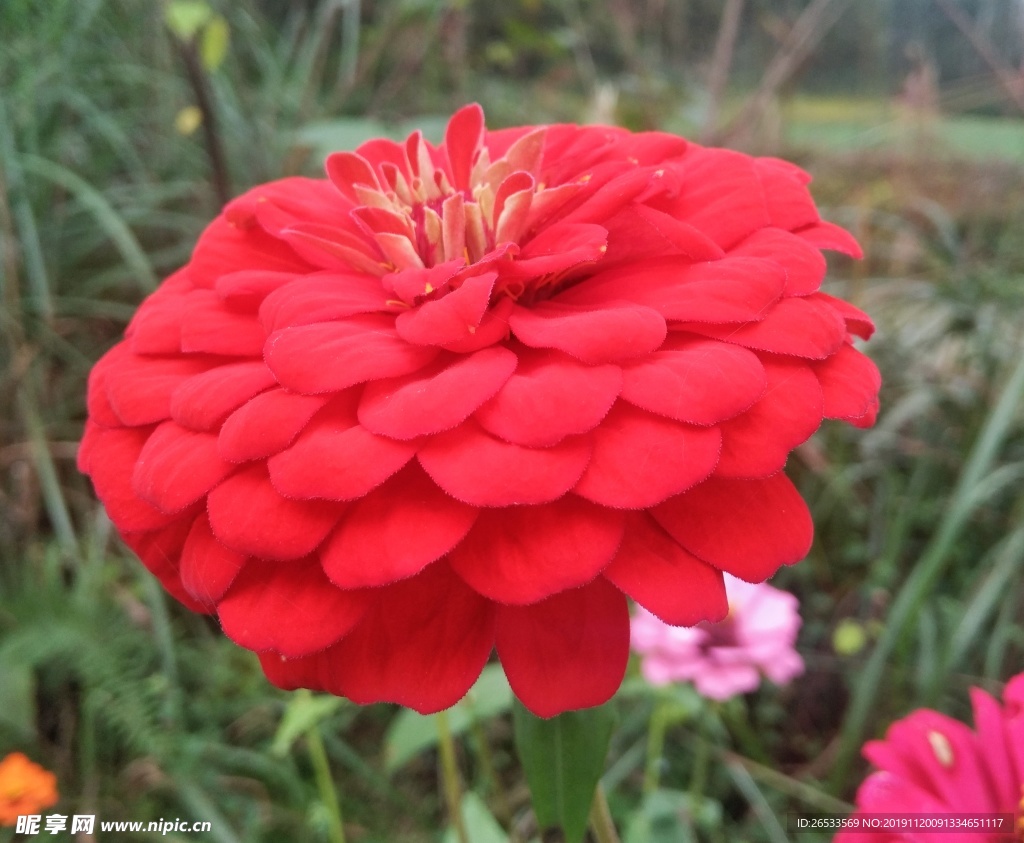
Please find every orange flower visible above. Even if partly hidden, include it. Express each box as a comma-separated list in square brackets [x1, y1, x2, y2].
[0, 753, 59, 825]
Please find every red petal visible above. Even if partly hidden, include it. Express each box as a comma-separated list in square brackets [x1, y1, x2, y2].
[258, 650, 324, 692]
[258, 271, 392, 332]
[417, 420, 591, 507]
[495, 578, 629, 717]
[556, 167, 665, 228]
[219, 388, 329, 463]
[753, 158, 820, 231]
[620, 339, 766, 425]
[394, 272, 497, 347]
[446, 104, 485, 191]
[728, 228, 827, 296]
[448, 497, 625, 604]
[796, 220, 863, 258]
[207, 464, 344, 560]
[716, 358, 823, 478]
[603, 204, 724, 264]
[85, 346, 129, 427]
[358, 347, 517, 439]
[602, 512, 727, 625]
[180, 514, 247, 606]
[106, 353, 214, 426]
[265, 314, 439, 394]
[189, 214, 311, 288]
[663, 148, 769, 248]
[325, 151, 382, 201]
[561, 257, 785, 324]
[121, 518, 207, 612]
[129, 289, 189, 354]
[813, 343, 881, 426]
[321, 562, 495, 713]
[437, 295, 516, 353]
[321, 463, 478, 589]
[81, 424, 178, 532]
[180, 294, 265, 357]
[506, 223, 608, 278]
[475, 349, 621, 446]
[243, 177, 355, 235]
[575, 403, 721, 508]
[170, 362, 276, 431]
[133, 422, 237, 512]
[652, 474, 813, 582]
[811, 292, 875, 340]
[279, 223, 387, 276]
[510, 301, 666, 364]
[214, 269, 301, 305]
[678, 295, 847, 359]
[218, 558, 368, 658]
[384, 259, 463, 306]
[267, 401, 416, 500]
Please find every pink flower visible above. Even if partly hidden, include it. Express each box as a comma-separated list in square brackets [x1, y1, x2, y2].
[630, 574, 804, 701]
[837, 673, 1024, 842]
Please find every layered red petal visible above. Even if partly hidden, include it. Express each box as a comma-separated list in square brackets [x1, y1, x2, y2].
[317, 562, 495, 713]
[574, 403, 721, 508]
[321, 464, 478, 589]
[652, 474, 813, 582]
[619, 339, 766, 425]
[603, 512, 728, 625]
[218, 558, 368, 658]
[418, 419, 592, 506]
[448, 496, 624, 604]
[474, 349, 621, 446]
[495, 578, 630, 717]
[358, 347, 517, 439]
[207, 464, 344, 560]
[267, 401, 416, 501]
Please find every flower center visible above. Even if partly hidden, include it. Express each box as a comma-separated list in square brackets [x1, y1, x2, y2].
[343, 127, 554, 271]
[697, 612, 740, 649]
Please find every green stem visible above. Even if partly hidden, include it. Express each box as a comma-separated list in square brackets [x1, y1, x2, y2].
[588, 784, 621, 843]
[689, 709, 713, 804]
[469, 716, 513, 826]
[305, 721, 345, 843]
[436, 709, 469, 843]
[643, 698, 671, 794]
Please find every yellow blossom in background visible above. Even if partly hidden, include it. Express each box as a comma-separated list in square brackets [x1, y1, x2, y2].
[175, 105, 203, 136]
[0, 752, 59, 825]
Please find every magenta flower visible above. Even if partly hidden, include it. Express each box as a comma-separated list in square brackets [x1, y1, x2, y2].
[630, 573, 804, 701]
[837, 673, 1024, 842]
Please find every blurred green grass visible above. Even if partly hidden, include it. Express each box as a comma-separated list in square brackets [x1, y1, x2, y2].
[782, 96, 1024, 162]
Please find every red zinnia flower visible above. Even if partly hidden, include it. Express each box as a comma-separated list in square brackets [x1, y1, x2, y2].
[78, 104, 880, 717]
[836, 673, 1024, 842]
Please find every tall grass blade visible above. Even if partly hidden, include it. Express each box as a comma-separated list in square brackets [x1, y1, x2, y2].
[19, 153, 158, 292]
[831, 348, 1024, 789]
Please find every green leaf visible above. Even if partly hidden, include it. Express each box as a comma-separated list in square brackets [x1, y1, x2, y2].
[200, 15, 229, 72]
[513, 700, 616, 843]
[0, 658, 35, 740]
[443, 792, 508, 843]
[164, 0, 213, 41]
[271, 691, 343, 757]
[384, 664, 512, 772]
